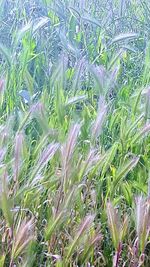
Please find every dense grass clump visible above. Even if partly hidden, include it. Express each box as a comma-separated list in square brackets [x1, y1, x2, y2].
[0, 0, 150, 266]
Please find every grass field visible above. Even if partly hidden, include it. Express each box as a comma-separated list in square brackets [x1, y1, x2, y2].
[0, 0, 150, 266]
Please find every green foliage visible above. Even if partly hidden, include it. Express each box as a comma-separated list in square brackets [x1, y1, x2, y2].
[0, 1, 150, 266]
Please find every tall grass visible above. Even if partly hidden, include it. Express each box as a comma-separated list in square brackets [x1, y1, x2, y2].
[0, 0, 150, 266]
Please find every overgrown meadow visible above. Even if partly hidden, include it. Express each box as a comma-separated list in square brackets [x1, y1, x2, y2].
[0, 0, 150, 266]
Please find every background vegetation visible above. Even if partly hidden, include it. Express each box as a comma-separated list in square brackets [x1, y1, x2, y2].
[0, 0, 150, 266]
